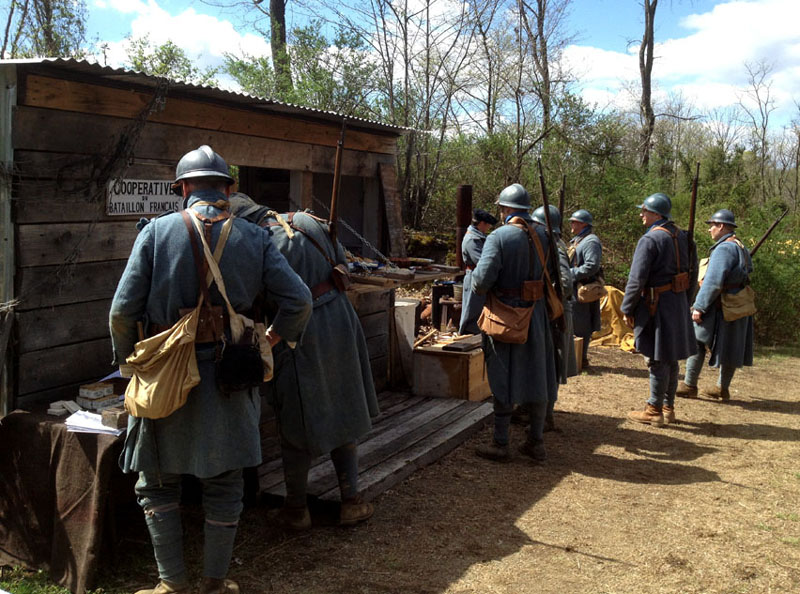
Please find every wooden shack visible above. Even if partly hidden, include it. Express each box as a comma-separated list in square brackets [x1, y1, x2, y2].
[0, 58, 408, 414]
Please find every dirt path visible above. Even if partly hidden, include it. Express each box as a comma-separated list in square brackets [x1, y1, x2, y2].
[109, 346, 800, 594]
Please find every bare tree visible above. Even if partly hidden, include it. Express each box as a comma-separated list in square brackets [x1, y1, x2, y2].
[203, 0, 293, 95]
[738, 60, 776, 202]
[638, 0, 657, 170]
[706, 105, 744, 154]
[2, 0, 87, 58]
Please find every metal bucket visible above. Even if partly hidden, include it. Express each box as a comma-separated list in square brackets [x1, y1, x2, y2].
[453, 283, 463, 301]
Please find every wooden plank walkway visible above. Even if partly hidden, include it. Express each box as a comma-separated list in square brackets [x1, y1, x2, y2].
[257, 392, 493, 502]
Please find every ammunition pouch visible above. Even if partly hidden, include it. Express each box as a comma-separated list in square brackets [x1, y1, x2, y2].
[494, 280, 544, 302]
[215, 325, 264, 394]
[332, 263, 351, 292]
[150, 305, 226, 343]
[671, 271, 689, 293]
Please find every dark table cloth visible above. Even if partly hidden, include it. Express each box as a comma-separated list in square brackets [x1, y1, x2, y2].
[0, 410, 134, 593]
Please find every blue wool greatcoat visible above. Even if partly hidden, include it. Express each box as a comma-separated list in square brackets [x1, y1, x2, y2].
[556, 236, 578, 382]
[471, 213, 558, 406]
[692, 232, 754, 368]
[569, 230, 602, 338]
[234, 205, 380, 456]
[459, 224, 489, 334]
[621, 219, 698, 362]
[110, 190, 313, 478]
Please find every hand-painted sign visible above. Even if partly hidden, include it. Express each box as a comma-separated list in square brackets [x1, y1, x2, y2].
[106, 179, 180, 216]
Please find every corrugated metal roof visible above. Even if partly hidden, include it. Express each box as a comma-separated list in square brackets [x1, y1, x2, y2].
[1, 57, 407, 135]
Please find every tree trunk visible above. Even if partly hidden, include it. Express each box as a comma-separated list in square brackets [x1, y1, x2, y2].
[270, 0, 293, 96]
[639, 0, 657, 171]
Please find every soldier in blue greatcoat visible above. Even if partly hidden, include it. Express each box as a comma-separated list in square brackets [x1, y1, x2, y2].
[532, 205, 576, 431]
[459, 209, 498, 334]
[676, 209, 754, 401]
[471, 184, 558, 462]
[621, 193, 697, 427]
[568, 209, 603, 367]
[229, 193, 379, 529]
[110, 147, 312, 594]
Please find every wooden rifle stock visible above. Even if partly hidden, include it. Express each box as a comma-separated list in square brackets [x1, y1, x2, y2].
[688, 162, 699, 237]
[558, 174, 566, 236]
[750, 208, 789, 257]
[537, 159, 565, 330]
[687, 162, 700, 295]
[329, 118, 347, 244]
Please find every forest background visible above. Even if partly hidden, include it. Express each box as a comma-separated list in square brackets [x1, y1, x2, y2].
[3, 0, 799, 345]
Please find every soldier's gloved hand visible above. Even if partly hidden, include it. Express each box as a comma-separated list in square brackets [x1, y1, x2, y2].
[691, 309, 703, 323]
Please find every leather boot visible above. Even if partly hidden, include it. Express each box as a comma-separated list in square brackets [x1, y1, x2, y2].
[339, 496, 374, 526]
[475, 440, 510, 462]
[510, 405, 530, 426]
[134, 580, 190, 594]
[543, 411, 558, 433]
[199, 578, 240, 594]
[273, 505, 311, 531]
[675, 382, 698, 399]
[518, 439, 547, 463]
[627, 403, 665, 427]
[663, 405, 676, 424]
[705, 386, 731, 401]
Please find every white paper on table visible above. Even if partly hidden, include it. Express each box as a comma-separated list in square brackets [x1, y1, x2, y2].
[64, 410, 125, 436]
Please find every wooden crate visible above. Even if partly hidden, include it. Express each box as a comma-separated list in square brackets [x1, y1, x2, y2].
[413, 345, 490, 401]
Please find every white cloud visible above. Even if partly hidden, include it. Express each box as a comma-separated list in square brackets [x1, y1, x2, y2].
[93, 0, 271, 80]
[563, 0, 800, 126]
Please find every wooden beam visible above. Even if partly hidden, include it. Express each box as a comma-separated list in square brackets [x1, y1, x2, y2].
[22, 74, 398, 155]
[378, 163, 406, 257]
[18, 337, 115, 395]
[17, 221, 139, 267]
[17, 299, 112, 353]
[289, 170, 314, 210]
[0, 65, 16, 416]
[16, 260, 126, 310]
[13, 106, 393, 178]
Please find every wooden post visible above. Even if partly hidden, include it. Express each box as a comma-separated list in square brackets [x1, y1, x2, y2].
[0, 65, 16, 417]
[455, 185, 472, 270]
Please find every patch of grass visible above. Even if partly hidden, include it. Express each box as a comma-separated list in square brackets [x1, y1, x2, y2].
[754, 344, 800, 360]
[780, 536, 799, 546]
[776, 512, 799, 522]
[757, 523, 774, 532]
[0, 567, 70, 594]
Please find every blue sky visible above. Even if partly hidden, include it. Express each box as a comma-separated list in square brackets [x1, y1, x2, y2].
[85, 0, 800, 128]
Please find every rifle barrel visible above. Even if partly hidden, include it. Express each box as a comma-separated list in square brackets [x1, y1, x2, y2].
[537, 158, 563, 303]
[750, 208, 789, 257]
[328, 119, 347, 243]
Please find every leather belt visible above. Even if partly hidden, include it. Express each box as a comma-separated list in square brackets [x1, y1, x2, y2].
[311, 277, 338, 299]
[495, 287, 522, 297]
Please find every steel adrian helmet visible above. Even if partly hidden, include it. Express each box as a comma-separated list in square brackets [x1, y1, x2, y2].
[637, 192, 672, 218]
[495, 183, 531, 210]
[532, 205, 562, 233]
[705, 209, 737, 228]
[172, 145, 235, 195]
[569, 209, 593, 225]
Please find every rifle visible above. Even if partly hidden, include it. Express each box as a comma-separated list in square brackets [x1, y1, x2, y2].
[557, 174, 566, 236]
[750, 208, 789, 257]
[328, 118, 347, 244]
[687, 162, 700, 295]
[537, 158, 565, 329]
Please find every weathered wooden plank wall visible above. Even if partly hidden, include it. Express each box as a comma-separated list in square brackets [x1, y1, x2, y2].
[10, 68, 400, 409]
